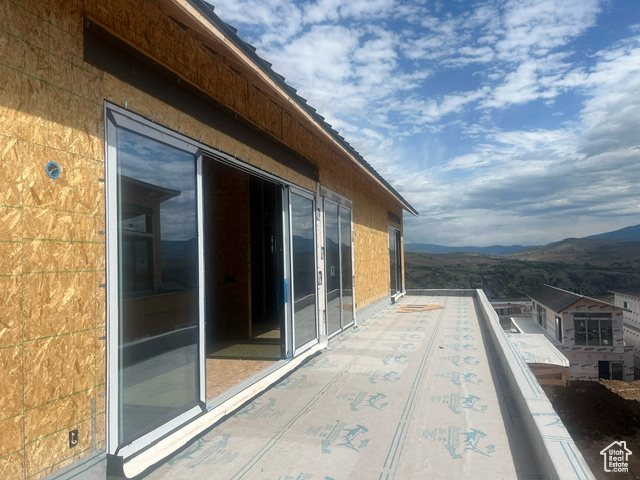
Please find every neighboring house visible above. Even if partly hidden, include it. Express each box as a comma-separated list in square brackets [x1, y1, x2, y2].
[492, 301, 532, 317]
[528, 285, 633, 382]
[492, 301, 532, 321]
[0, 1, 417, 478]
[612, 288, 640, 370]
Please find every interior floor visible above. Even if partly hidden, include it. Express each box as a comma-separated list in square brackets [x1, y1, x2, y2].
[207, 324, 281, 361]
[206, 358, 278, 400]
[202, 159, 285, 402]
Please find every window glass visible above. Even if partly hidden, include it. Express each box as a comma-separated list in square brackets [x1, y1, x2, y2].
[325, 201, 340, 336]
[599, 320, 613, 346]
[575, 319, 586, 345]
[340, 207, 353, 325]
[291, 192, 317, 349]
[586, 320, 601, 345]
[574, 315, 613, 346]
[116, 127, 199, 445]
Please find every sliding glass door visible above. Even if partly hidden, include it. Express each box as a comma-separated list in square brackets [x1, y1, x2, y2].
[107, 105, 322, 458]
[289, 190, 318, 352]
[325, 199, 354, 336]
[389, 228, 403, 297]
[107, 107, 204, 457]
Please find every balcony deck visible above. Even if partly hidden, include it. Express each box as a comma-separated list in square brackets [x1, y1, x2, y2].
[47, 291, 594, 480]
[140, 292, 590, 479]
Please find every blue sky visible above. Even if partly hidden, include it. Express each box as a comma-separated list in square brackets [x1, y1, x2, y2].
[207, 0, 640, 246]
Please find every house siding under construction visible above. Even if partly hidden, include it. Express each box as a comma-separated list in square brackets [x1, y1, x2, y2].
[0, 0, 417, 478]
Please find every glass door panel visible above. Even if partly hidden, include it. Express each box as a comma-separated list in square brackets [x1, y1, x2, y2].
[324, 199, 354, 336]
[290, 192, 317, 351]
[325, 201, 341, 336]
[116, 128, 200, 445]
[339, 207, 354, 327]
[389, 228, 403, 296]
[389, 229, 398, 295]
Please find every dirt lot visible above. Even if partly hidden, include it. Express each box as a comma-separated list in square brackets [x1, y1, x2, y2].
[543, 380, 640, 479]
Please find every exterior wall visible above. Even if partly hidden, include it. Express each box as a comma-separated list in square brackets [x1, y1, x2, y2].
[614, 292, 640, 369]
[388, 206, 405, 295]
[532, 298, 632, 381]
[319, 149, 403, 309]
[0, 1, 407, 478]
[560, 349, 634, 380]
[0, 1, 106, 479]
[90, 0, 402, 311]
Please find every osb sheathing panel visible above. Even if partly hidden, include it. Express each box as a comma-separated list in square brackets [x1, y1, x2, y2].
[25, 418, 92, 479]
[0, 276, 22, 349]
[0, 0, 105, 477]
[0, 416, 24, 459]
[23, 390, 93, 444]
[0, 451, 24, 480]
[104, 74, 315, 191]
[0, 346, 23, 421]
[0, 137, 22, 207]
[248, 85, 283, 138]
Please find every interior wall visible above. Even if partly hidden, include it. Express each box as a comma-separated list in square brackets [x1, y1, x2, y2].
[203, 160, 251, 341]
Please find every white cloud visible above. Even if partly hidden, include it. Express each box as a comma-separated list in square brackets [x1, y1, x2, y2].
[580, 37, 640, 156]
[497, 0, 601, 61]
[205, 0, 640, 246]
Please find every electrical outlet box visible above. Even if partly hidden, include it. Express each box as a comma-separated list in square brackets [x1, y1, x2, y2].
[69, 429, 79, 448]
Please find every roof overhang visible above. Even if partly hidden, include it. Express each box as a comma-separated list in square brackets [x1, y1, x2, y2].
[153, 0, 418, 216]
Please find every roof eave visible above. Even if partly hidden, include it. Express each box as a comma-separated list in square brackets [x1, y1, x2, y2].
[167, 0, 418, 216]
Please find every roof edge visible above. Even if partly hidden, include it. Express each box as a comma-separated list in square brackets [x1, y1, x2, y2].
[531, 284, 620, 312]
[176, 0, 418, 216]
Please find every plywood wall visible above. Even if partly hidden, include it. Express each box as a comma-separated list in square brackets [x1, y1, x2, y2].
[0, 1, 105, 478]
[0, 0, 407, 478]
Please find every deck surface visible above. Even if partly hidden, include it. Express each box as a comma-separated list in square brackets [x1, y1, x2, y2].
[145, 294, 540, 479]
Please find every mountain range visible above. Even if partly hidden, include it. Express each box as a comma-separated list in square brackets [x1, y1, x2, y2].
[406, 224, 640, 255]
[404, 224, 640, 299]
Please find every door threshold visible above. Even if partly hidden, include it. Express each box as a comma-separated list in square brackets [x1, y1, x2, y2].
[390, 291, 406, 304]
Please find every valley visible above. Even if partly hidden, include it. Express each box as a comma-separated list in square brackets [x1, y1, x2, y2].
[405, 237, 640, 300]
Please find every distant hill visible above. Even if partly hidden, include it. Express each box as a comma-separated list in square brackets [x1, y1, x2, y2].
[405, 224, 640, 299]
[584, 224, 640, 241]
[510, 238, 640, 264]
[406, 243, 528, 255]
[406, 224, 640, 255]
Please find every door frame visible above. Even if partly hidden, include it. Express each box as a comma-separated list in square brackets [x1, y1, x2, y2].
[105, 105, 206, 459]
[287, 186, 320, 356]
[320, 186, 355, 337]
[389, 227, 403, 300]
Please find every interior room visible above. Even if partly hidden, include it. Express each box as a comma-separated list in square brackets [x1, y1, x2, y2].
[201, 158, 285, 400]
